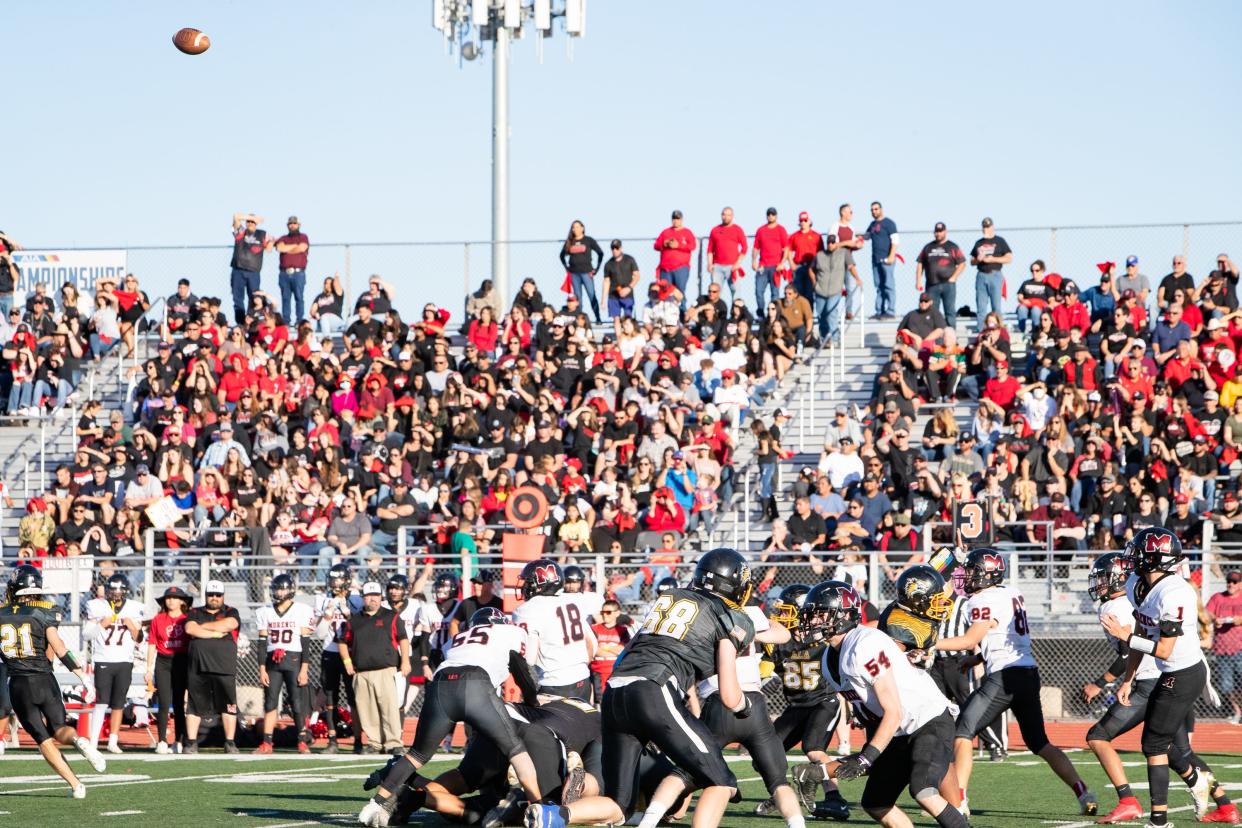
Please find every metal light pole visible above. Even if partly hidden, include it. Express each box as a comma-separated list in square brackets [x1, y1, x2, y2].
[432, 0, 586, 305]
[492, 24, 510, 301]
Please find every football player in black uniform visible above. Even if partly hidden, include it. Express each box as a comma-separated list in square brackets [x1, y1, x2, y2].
[524, 547, 757, 828]
[0, 565, 107, 798]
[759, 583, 851, 822]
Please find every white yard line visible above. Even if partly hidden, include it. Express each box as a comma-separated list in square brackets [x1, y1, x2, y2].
[99, 811, 145, 817]
[0, 760, 378, 797]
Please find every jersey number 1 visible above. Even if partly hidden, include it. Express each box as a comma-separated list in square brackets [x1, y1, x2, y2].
[0, 623, 35, 659]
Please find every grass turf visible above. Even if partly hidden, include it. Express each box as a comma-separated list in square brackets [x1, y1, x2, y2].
[0, 750, 1240, 826]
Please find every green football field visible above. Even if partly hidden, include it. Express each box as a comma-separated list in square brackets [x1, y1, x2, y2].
[0, 750, 1239, 827]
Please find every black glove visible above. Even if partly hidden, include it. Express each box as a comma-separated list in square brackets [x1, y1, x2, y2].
[835, 744, 881, 781]
[733, 695, 754, 719]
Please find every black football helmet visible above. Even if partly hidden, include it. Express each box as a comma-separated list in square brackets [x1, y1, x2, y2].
[326, 563, 352, 595]
[433, 572, 460, 602]
[105, 573, 130, 604]
[1126, 526, 1184, 575]
[10, 564, 43, 600]
[386, 574, 410, 604]
[655, 576, 680, 597]
[962, 548, 1006, 594]
[770, 583, 812, 630]
[895, 565, 952, 621]
[470, 606, 507, 627]
[562, 565, 586, 592]
[1088, 552, 1132, 602]
[520, 559, 564, 600]
[800, 580, 864, 643]
[270, 573, 296, 604]
[690, 548, 753, 607]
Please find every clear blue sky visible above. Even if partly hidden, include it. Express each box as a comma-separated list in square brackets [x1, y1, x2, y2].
[6, 1, 1241, 306]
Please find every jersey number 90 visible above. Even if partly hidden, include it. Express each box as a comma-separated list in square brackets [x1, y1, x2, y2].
[639, 596, 700, 641]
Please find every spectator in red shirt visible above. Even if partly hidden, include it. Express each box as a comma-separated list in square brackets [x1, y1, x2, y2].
[145, 585, 192, 754]
[589, 599, 630, 700]
[642, 486, 686, 534]
[1050, 281, 1090, 335]
[1206, 573, 1242, 722]
[787, 211, 822, 301]
[982, 359, 1021, 412]
[467, 305, 500, 355]
[752, 207, 789, 318]
[654, 210, 696, 310]
[706, 206, 748, 302]
[1025, 490, 1086, 551]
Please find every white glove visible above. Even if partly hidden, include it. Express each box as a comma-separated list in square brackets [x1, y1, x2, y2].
[81, 682, 97, 706]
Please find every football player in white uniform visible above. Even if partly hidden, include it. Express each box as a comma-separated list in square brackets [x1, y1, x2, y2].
[358, 607, 543, 827]
[562, 566, 605, 624]
[413, 573, 463, 679]
[1102, 527, 1240, 825]
[83, 574, 143, 754]
[254, 573, 315, 754]
[801, 580, 965, 828]
[935, 548, 1096, 816]
[385, 574, 426, 716]
[513, 560, 596, 701]
[314, 563, 362, 753]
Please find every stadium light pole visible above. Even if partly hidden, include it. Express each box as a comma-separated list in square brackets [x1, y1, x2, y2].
[432, 0, 587, 305]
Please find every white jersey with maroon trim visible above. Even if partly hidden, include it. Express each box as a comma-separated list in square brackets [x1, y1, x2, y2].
[964, 585, 1036, 673]
[565, 590, 606, 624]
[386, 598, 424, 644]
[1100, 593, 1160, 681]
[256, 601, 316, 653]
[85, 598, 144, 665]
[314, 592, 362, 654]
[513, 593, 592, 686]
[437, 621, 529, 688]
[1130, 574, 1203, 673]
[698, 605, 768, 697]
[414, 599, 460, 658]
[820, 625, 949, 736]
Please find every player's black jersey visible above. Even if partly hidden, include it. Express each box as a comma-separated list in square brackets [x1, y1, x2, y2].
[612, 588, 754, 691]
[0, 601, 61, 677]
[879, 601, 939, 652]
[772, 640, 831, 708]
[513, 697, 601, 756]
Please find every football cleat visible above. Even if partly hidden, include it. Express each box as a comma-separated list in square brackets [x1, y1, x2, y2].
[1097, 796, 1143, 824]
[1190, 770, 1215, 820]
[988, 745, 1007, 762]
[1201, 803, 1241, 823]
[1079, 790, 1099, 815]
[155, 741, 171, 755]
[255, 742, 273, 755]
[297, 740, 311, 754]
[324, 738, 339, 754]
[960, 796, 970, 820]
[753, 797, 776, 815]
[70, 783, 87, 799]
[74, 737, 107, 773]
[562, 751, 586, 806]
[364, 757, 400, 791]
[792, 762, 824, 814]
[523, 803, 566, 828]
[813, 790, 851, 822]
[482, 787, 525, 828]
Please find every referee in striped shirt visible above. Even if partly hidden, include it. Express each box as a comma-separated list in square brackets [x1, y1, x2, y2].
[931, 575, 1009, 761]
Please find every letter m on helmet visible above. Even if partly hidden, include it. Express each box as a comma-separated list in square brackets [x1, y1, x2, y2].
[1145, 533, 1173, 555]
[533, 564, 558, 585]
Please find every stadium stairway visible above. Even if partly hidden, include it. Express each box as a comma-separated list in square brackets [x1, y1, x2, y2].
[0, 347, 138, 553]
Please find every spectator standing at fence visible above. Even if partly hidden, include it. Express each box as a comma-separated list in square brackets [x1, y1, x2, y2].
[833, 204, 866, 319]
[145, 585, 191, 754]
[970, 217, 1013, 328]
[0, 231, 20, 316]
[787, 211, 822, 302]
[340, 581, 410, 755]
[811, 233, 860, 348]
[602, 240, 640, 319]
[183, 580, 240, 754]
[752, 207, 789, 317]
[654, 210, 696, 310]
[230, 213, 270, 325]
[706, 207, 748, 302]
[1206, 572, 1242, 723]
[274, 216, 309, 324]
[860, 201, 899, 320]
[915, 222, 966, 329]
[560, 220, 604, 324]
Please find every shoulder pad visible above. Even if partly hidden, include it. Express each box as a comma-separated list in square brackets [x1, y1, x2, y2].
[727, 607, 756, 651]
[881, 606, 936, 650]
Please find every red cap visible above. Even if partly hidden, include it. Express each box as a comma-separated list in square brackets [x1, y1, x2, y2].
[721, 369, 736, 379]
[798, 211, 810, 222]
[1175, 492, 1190, 504]
[996, 360, 1009, 370]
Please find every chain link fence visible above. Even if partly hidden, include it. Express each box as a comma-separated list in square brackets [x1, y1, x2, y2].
[25, 221, 1238, 332]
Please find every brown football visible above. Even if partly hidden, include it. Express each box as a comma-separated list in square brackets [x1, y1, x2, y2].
[173, 28, 210, 55]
